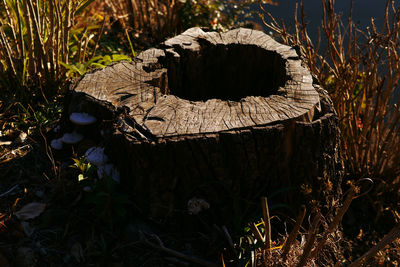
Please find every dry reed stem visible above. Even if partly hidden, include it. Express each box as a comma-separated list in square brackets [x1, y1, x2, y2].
[281, 205, 306, 260]
[249, 222, 264, 244]
[1, 0, 98, 96]
[1, 0, 17, 42]
[53, 0, 61, 76]
[296, 212, 321, 267]
[63, 0, 71, 65]
[15, 0, 24, 65]
[309, 185, 356, 259]
[349, 224, 400, 267]
[261, 0, 400, 182]
[261, 197, 271, 251]
[221, 225, 236, 256]
[0, 26, 16, 75]
[90, 18, 106, 59]
[139, 231, 218, 267]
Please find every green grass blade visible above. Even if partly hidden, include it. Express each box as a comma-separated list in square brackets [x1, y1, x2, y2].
[74, 0, 96, 16]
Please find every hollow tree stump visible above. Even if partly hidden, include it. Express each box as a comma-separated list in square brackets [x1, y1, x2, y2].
[64, 28, 343, 223]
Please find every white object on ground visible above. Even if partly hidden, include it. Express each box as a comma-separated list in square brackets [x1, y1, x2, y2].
[69, 112, 97, 125]
[14, 131, 27, 144]
[97, 163, 120, 183]
[85, 147, 108, 166]
[62, 132, 84, 144]
[50, 138, 63, 150]
[187, 197, 210, 215]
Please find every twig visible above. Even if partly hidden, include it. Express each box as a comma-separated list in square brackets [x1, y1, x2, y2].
[139, 231, 218, 267]
[0, 141, 12, 146]
[0, 184, 19, 198]
[164, 257, 190, 266]
[261, 197, 271, 251]
[221, 225, 236, 256]
[249, 222, 264, 244]
[90, 17, 106, 59]
[310, 185, 356, 259]
[40, 127, 57, 177]
[261, 0, 400, 180]
[0, 144, 32, 162]
[349, 224, 400, 267]
[296, 212, 321, 267]
[282, 205, 306, 260]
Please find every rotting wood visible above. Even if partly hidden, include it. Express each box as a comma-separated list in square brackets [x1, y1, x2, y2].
[62, 27, 343, 225]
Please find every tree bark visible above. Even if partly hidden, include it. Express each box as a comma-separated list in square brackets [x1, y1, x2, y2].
[64, 28, 343, 223]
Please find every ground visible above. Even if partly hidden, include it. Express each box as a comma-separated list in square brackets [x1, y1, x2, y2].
[0, 99, 399, 266]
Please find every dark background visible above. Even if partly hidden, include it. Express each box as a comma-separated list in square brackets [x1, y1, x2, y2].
[258, 0, 400, 42]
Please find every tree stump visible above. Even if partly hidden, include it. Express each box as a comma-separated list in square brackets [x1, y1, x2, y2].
[63, 28, 342, 224]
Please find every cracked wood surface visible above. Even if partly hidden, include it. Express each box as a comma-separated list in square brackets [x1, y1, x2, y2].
[66, 28, 342, 220]
[72, 27, 320, 139]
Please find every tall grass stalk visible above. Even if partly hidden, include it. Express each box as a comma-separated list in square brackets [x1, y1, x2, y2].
[103, 0, 181, 42]
[261, 0, 400, 184]
[0, 0, 95, 101]
[103, 0, 269, 44]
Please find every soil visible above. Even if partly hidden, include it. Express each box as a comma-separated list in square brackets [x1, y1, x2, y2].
[0, 119, 399, 266]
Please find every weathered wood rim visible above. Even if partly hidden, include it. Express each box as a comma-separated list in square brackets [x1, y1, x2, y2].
[72, 27, 321, 138]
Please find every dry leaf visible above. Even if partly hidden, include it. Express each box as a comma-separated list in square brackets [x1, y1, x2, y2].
[15, 202, 46, 221]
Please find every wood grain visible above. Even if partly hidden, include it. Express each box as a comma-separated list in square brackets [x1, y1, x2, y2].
[64, 28, 342, 224]
[73, 27, 320, 138]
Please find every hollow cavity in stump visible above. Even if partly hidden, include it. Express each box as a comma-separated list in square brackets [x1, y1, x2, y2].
[164, 43, 287, 101]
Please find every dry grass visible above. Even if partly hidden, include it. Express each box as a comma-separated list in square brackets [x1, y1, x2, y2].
[1, 1, 399, 265]
[104, 0, 181, 39]
[0, 0, 100, 101]
[256, 1, 400, 264]
[102, 0, 270, 45]
[234, 190, 355, 266]
[261, 0, 400, 184]
[238, 189, 400, 266]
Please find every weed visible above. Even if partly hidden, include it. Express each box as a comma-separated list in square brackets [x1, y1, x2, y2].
[228, 190, 354, 266]
[62, 53, 132, 77]
[71, 156, 131, 228]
